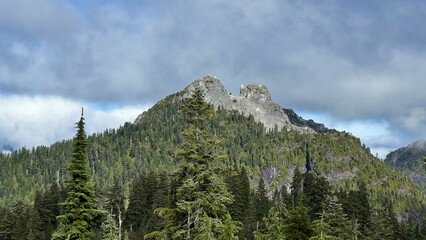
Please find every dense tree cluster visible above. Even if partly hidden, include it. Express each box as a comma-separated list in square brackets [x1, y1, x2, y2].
[0, 91, 425, 239]
[1, 165, 424, 239]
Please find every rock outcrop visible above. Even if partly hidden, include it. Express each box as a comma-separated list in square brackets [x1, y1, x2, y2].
[183, 75, 315, 133]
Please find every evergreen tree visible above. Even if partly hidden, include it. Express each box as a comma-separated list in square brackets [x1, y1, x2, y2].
[145, 89, 240, 239]
[125, 174, 146, 232]
[254, 177, 270, 232]
[106, 181, 125, 240]
[52, 110, 105, 240]
[253, 200, 288, 240]
[10, 200, 31, 240]
[284, 205, 312, 240]
[290, 167, 303, 207]
[101, 213, 119, 240]
[145, 171, 171, 233]
[0, 206, 13, 239]
[226, 167, 250, 224]
[243, 190, 258, 240]
[310, 210, 341, 240]
[350, 182, 371, 235]
[320, 196, 351, 239]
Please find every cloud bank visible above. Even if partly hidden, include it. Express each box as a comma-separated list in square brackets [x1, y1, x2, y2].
[1, 0, 426, 154]
[0, 94, 148, 151]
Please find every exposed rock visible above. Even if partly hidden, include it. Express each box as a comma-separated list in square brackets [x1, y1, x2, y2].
[283, 108, 333, 133]
[183, 75, 316, 133]
[261, 166, 281, 185]
[325, 154, 353, 162]
[324, 170, 355, 183]
[134, 111, 147, 123]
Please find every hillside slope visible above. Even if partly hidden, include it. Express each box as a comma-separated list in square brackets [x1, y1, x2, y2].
[385, 140, 426, 196]
[0, 75, 424, 214]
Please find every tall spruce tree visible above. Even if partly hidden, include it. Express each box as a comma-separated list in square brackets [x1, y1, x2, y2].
[145, 89, 240, 239]
[52, 109, 104, 240]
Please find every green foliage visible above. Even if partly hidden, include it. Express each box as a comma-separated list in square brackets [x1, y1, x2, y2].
[0, 88, 425, 238]
[52, 110, 105, 240]
[254, 200, 288, 240]
[146, 89, 240, 239]
[254, 177, 270, 231]
[310, 211, 342, 240]
[101, 213, 119, 240]
[284, 205, 313, 240]
[319, 196, 351, 239]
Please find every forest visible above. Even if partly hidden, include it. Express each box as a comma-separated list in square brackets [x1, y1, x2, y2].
[0, 89, 425, 239]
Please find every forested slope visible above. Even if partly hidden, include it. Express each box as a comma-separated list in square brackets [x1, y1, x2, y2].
[0, 91, 424, 215]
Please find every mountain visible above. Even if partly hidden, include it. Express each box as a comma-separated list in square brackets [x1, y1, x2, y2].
[385, 140, 426, 196]
[137, 74, 315, 133]
[0, 75, 424, 215]
[385, 140, 426, 171]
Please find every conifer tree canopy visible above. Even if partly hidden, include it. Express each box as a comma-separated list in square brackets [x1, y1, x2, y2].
[52, 109, 105, 240]
[146, 89, 241, 239]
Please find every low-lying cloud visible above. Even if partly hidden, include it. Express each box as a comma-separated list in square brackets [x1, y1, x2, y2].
[0, 95, 149, 151]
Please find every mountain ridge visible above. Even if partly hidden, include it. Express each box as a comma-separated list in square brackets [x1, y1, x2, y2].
[136, 75, 322, 134]
[0, 74, 424, 216]
[385, 139, 426, 197]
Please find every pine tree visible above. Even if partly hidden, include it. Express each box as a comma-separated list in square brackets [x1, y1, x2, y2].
[52, 109, 105, 240]
[145, 89, 240, 239]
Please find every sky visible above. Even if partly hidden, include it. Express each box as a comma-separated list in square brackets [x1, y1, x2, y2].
[1, 0, 426, 158]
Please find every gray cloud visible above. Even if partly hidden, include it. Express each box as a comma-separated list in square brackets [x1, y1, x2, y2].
[1, 0, 426, 152]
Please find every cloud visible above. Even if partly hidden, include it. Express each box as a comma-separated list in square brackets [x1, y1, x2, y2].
[1, 0, 426, 154]
[0, 94, 149, 151]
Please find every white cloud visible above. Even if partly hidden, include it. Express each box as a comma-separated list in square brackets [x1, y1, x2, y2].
[298, 111, 400, 158]
[0, 95, 149, 151]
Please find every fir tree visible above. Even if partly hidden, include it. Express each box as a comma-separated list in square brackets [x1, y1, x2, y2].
[284, 205, 312, 240]
[145, 89, 240, 239]
[52, 109, 105, 240]
[254, 177, 270, 232]
[253, 200, 288, 240]
[290, 167, 303, 207]
[310, 210, 341, 240]
[0, 207, 13, 239]
[320, 196, 351, 239]
[101, 213, 119, 240]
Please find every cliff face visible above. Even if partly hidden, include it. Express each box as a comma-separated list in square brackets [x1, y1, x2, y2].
[182, 75, 315, 133]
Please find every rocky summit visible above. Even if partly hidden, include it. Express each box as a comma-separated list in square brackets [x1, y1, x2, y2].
[182, 75, 315, 133]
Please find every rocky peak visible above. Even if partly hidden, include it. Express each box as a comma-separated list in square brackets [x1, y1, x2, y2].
[183, 75, 315, 133]
[183, 74, 233, 109]
[240, 84, 271, 103]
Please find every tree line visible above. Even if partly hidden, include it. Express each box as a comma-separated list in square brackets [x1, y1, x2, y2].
[0, 90, 425, 239]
